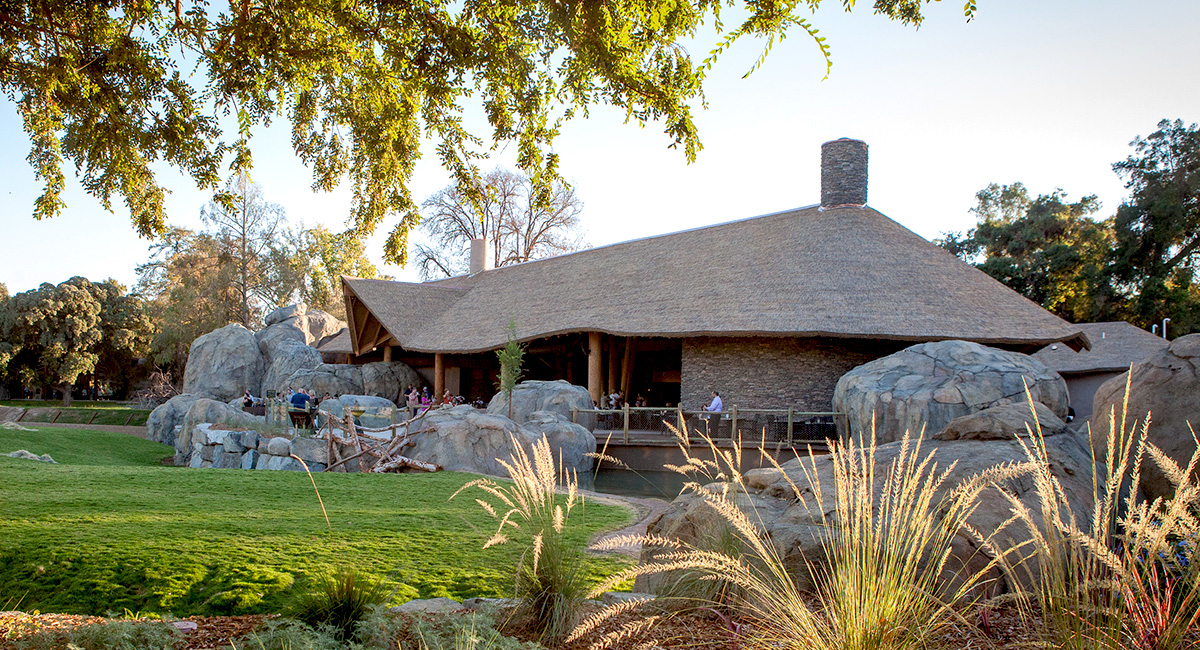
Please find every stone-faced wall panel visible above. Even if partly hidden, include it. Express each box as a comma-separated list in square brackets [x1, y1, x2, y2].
[681, 337, 903, 410]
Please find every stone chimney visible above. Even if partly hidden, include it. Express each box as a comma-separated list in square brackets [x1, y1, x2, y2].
[469, 237, 492, 275]
[820, 138, 868, 208]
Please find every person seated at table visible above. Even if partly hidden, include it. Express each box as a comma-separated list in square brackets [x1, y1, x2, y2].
[289, 387, 312, 411]
[242, 389, 256, 408]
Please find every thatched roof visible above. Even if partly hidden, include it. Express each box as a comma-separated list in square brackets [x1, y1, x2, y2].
[343, 205, 1090, 355]
[1033, 321, 1165, 375]
[315, 328, 353, 354]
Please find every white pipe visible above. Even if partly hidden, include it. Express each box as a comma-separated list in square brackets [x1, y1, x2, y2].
[1162, 317, 1171, 340]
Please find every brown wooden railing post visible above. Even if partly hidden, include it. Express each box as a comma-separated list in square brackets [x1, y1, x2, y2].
[571, 407, 578, 424]
[622, 404, 630, 443]
[787, 406, 794, 446]
[731, 405, 738, 440]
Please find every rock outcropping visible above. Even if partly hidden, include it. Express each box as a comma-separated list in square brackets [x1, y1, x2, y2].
[1090, 333, 1200, 500]
[638, 432, 1097, 596]
[182, 324, 266, 402]
[487, 380, 594, 425]
[175, 398, 265, 465]
[933, 402, 1068, 441]
[834, 340, 1069, 443]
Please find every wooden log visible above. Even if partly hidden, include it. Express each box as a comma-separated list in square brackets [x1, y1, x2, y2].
[372, 455, 441, 473]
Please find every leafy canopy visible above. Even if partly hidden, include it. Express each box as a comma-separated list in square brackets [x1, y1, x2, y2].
[2, 0, 972, 263]
[940, 119, 1200, 334]
[938, 183, 1115, 323]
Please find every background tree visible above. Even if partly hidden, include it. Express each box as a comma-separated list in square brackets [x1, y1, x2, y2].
[415, 168, 585, 279]
[0, 278, 147, 405]
[1110, 119, 1200, 334]
[938, 183, 1117, 323]
[2, 0, 968, 264]
[201, 172, 287, 327]
[136, 227, 242, 379]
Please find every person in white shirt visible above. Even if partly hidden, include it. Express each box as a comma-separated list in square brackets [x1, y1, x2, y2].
[704, 391, 723, 413]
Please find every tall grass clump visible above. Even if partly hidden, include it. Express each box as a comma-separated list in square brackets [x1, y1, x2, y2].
[996, 378, 1200, 650]
[285, 568, 391, 641]
[579, 421, 1003, 650]
[453, 434, 587, 644]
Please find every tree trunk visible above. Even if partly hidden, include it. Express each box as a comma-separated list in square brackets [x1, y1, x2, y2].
[61, 382, 73, 407]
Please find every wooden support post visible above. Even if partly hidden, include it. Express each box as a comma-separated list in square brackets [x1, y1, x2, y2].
[587, 332, 602, 406]
[787, 406, 794, 446]
[731, 405, 738, 441]
[571, 407, 578, 424]
[622, 403, 630, 443]
[383, 346, 393, 362]
[607, 337, 619, 398]
[87, 411, 97, 425]
[434, 353, 445, 400]
[620, 338, 634, 399]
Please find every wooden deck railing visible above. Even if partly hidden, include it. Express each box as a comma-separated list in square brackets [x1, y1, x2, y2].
[571, 405, 845, 446]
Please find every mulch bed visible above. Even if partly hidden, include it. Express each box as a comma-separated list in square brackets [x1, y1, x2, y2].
[3, 605, 1196, 650]
[0, 612, 273, 650]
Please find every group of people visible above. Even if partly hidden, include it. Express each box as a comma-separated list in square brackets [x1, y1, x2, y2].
[603, 391, 650, 409]
[402, 385, 470, 418]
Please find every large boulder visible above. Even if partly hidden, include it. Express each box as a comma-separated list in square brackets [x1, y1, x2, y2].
[306, 310, 345, 344]
[256, 320, 308, 352]
[638, 433, 1097, 596]
[175, 398, 265, 465]
[262, 303, 346, 345]
[487, 380, 593, 425]
[523, 411, 597, 472]
[933, 402, 1067, 441]
[359, 362, 424, 403]
[261, 339, 324, 398]
[146, 393, 203, 445]
[278, 362, 424, 404]
[834, 340, 1069, 444]
[265, 303, 306, 326]
[405, 405, 541, 476]
[1090, 333, 1200, 500]
[182, 323, 266, 401]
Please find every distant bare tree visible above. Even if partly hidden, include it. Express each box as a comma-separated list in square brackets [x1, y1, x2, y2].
[415, 168, 586, 279]
[201, 172, 287, 327]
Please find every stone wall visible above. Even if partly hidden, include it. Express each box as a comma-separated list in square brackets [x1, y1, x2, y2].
[680, 336, 904, 411]
[187, 423, 333, 471]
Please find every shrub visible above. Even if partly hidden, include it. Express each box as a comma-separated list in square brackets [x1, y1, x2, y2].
[236, 619, 344, 650]
[285, 569, 391, 641]
[357, 607, 538, 650]
[13, 619, 179, 650]
[453, 434, 587, 644]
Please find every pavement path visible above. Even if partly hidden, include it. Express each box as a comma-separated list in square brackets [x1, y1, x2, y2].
[585, 492, 672, 559]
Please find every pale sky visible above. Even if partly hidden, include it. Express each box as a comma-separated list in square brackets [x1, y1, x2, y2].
[2, 0, 1198, 294]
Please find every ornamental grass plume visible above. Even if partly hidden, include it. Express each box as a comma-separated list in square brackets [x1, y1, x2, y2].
[577, 418, 1005, 650]
[995, 376, 1200, 650]
[452, 434, 587, 644]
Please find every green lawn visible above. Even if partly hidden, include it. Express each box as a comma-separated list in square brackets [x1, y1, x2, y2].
[0, 427, 633, 617]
